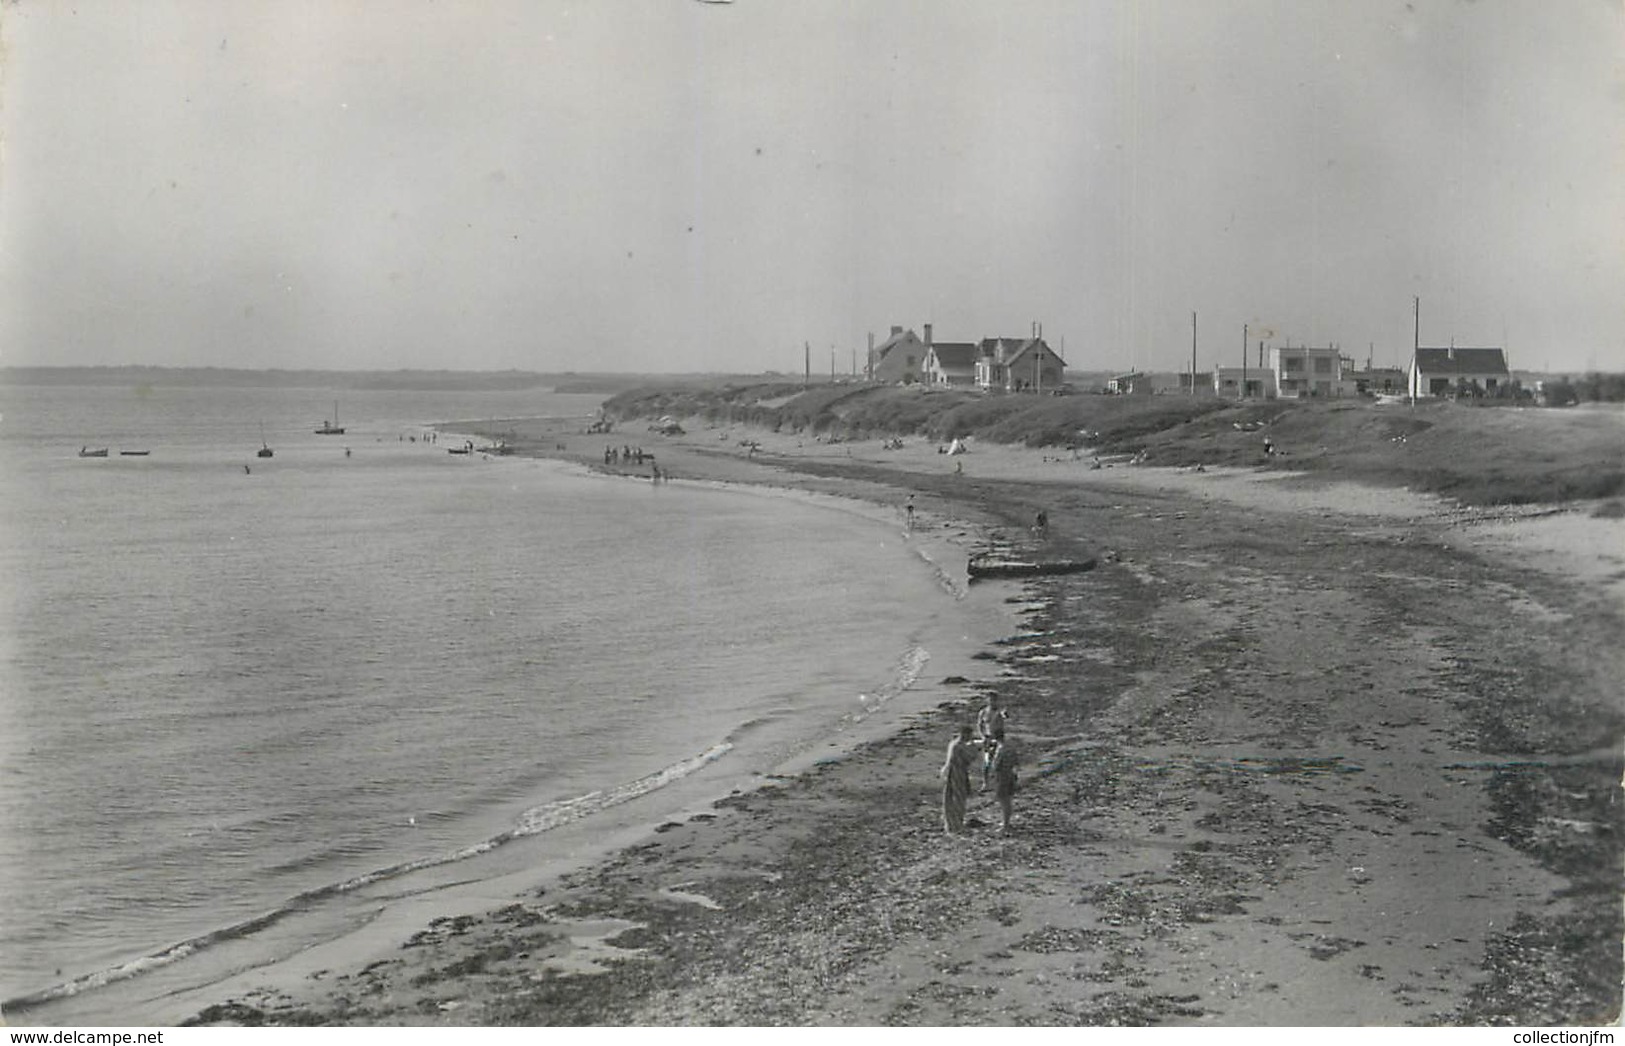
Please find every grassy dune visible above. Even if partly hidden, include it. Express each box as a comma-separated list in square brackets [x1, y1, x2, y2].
[603, 383, 1625, 507]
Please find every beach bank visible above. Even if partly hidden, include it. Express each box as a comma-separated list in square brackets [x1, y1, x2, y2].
[179, 415, 1623, 1026]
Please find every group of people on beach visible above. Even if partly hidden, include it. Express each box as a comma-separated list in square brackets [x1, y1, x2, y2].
[603, 443, 665, 482]
[604, 444, 652, 466]
[940, 694, 1018, 834]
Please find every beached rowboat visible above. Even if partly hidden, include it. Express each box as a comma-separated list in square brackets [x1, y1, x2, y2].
[967, 554, 1096, 581]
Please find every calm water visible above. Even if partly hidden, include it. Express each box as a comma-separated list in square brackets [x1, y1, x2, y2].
[0, 383, 999, 1022]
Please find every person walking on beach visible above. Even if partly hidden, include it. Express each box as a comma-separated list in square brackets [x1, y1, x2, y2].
[940, 725, 975, 834]
[989, 738, 1019, 832]
[976, 694, 1008, 792]
[904, 494, 916, 532]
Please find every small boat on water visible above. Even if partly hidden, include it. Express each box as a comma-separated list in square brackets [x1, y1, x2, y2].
[257, 423, 274, 458]
[257, 444, 274, 458]
[79, 447, 109, 458]
[119, 450, 150, 456]
[967, 553, 1097, 581]
[315, 402, 345, 435]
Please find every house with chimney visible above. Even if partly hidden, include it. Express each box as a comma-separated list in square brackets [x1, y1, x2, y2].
[975, 327, 1066, 392]
[1408, 346, 1510, 398]
[868, 326, 928, 384]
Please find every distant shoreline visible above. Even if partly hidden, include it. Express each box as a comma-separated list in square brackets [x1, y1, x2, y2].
[0, 366, 779, 395]
[0, 365, 565, 392]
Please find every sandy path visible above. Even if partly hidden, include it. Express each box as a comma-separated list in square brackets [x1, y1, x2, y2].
[175, 419, 1623, 1027]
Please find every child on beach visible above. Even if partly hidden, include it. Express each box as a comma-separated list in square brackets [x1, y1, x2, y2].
[989, 739, 1019, 832]
[939, 725, 975, 834]
[976, 695, 1008, 792]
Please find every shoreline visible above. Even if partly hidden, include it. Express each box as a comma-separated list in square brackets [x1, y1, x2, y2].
[171, 415, 1625, 1026]
[18, 419, 1022, 1028]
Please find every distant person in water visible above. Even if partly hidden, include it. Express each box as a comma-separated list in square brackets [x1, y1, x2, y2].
[989, 738, 1019, 832]
[905, 495, 916, 531]
[1034, 510, 1048, 535]
[976, 694, 1008, 792]
[940, 725, 975, 834]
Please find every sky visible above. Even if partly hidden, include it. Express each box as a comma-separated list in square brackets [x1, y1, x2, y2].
[1, 0, 1622, 376]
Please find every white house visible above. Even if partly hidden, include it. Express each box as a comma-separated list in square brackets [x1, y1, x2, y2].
[1408, 347, 1510, 398]
[923, 333, 979, 387]
[1273, 345, 1344, 398]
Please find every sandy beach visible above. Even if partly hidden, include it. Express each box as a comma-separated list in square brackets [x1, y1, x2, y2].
[179, 416, 1624, 1027]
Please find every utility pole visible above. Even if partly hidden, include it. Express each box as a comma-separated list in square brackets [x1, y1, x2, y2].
[804, 341, 810, 387]
[1191, 312, 1198, 395]
[1412, 296, 1421, 403]
[830, 346, 835, 383]
[1241, 323, 1248, 400]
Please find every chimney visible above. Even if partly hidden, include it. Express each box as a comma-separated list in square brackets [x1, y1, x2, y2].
[890, 325, 903, 337]
[923, 323, 933, 348]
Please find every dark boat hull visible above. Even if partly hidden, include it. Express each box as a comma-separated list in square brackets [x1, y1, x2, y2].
[967, 557, 1096, 581]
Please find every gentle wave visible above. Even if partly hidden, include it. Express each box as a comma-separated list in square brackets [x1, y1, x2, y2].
[1, 741, 732, 1014]
[853, 644, 931, 719]
[907, 542, 969, 600]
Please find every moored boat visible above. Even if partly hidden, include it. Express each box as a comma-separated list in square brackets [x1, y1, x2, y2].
[315, 402, 345, 435]
[79, 447, 109, 458]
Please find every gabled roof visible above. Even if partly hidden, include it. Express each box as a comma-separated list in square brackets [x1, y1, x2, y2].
[926, 343, 978, 370]
[1004, 337, 1067, 370]
[875, 328, 922, 359]
[1414, 347, 1508, 375]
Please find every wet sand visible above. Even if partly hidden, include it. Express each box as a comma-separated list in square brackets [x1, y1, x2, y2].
[180, 418, 1624, 1026]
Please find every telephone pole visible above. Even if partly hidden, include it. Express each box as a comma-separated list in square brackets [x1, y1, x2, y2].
[1242, 323, 1248, 400]
[1191, 312, 1198, 395]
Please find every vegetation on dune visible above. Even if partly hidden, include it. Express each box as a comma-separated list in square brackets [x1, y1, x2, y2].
[602, 382, 1625, 507]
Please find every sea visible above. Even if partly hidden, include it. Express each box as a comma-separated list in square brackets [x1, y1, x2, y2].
[0, 382, 1008, 1025]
